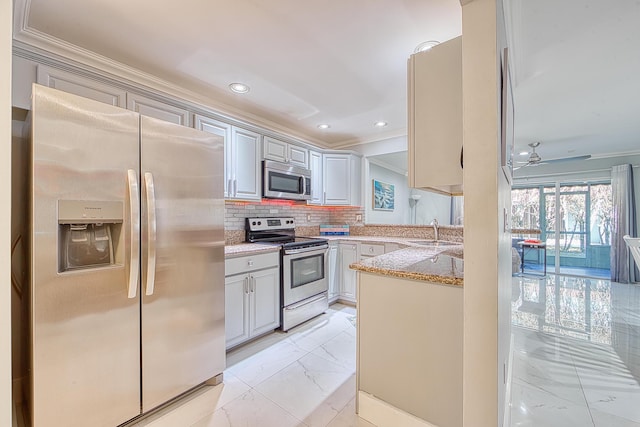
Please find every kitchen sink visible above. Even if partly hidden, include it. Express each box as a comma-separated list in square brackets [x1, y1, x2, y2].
[409, 240, 461, 247]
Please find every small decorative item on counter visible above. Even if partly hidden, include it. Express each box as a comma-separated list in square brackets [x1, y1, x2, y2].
[320, 224, 350, 236]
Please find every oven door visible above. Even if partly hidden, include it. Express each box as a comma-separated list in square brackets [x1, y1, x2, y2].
[282, 245, 328, 306]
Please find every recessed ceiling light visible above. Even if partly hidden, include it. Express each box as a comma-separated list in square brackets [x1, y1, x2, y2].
[519, 151, 529, 156]
[317, 124, 330, 130]
[414, 40, 440, 53]
[374, 121, 388, 128]
[229, 83, 250, 94]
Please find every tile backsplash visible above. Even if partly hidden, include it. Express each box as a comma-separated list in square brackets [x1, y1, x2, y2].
[224, 200, 364, 244]
[223, 200, 463, 245]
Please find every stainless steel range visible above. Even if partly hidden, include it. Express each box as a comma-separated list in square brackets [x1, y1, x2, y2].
[245, 217, 329, 331]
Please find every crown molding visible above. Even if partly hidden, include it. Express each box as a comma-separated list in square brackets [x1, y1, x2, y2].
[367, 157, 408, 176]
[330, 128, 408, 150]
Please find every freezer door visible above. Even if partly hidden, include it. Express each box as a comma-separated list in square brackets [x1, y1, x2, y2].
[30, 85, 141, 427]
[140, 116, 226, 411]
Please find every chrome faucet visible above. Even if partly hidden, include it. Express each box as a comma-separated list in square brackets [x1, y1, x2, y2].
[431, 218, 439, 241]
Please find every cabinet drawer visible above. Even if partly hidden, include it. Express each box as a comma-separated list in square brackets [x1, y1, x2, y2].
[360, 243, 385, 256]
[225, 251, 279, 277]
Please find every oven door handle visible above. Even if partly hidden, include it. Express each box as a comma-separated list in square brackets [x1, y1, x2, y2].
[284, 244, 329, 255]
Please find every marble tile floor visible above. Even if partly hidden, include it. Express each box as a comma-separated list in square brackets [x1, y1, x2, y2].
[132, 302, 374, 427]
[511, 274, 640, 426]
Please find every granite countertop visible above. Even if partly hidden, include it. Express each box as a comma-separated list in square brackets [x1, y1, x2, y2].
[224, 243, 281, 258]
[225, 236, 465, 286]
[350, 246, 464, 287]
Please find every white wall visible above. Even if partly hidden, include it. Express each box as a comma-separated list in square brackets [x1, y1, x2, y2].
[2, 0, 13, 424]
[365, 162, 453, 225]
[366, 163, 410, 224]
[462, 0, 512, 426]
[411, 188, 452, 226]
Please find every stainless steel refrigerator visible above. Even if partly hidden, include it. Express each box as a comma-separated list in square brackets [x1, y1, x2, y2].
[28, 84, 225, 427]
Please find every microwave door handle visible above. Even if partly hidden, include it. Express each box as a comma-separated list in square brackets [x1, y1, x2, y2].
[300, 175, 306, 195]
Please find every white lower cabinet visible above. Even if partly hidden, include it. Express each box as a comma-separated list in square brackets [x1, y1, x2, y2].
[249, 267, 281, 337]
[339, 242, 359, 304]
[225, 252, 280, 349]
[333, 241, 404, 304]
[224, 274, 251, 347]
[327, 242, 340, 303]
[360, 243, 385, 259]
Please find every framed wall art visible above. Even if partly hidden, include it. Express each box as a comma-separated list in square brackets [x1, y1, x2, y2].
[373, 179, 395, 211]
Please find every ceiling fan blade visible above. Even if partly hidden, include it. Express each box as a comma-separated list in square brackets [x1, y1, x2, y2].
[513, 161, 533, 171]
[538, 154, 592, 165]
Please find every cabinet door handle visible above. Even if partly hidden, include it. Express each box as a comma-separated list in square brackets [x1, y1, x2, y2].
[233, 178, 238, 197]
[227, 178, 232, 196]
[250, 276, 255, 293]
[244, 277, 249, 294]
[323, 191, 326, 204]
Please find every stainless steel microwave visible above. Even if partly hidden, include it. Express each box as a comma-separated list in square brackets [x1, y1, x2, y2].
[263, 160, 311, 200]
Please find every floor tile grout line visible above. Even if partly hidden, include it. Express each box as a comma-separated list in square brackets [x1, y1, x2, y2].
[567, 339, 597, 427]
[249, 386, 311, 427]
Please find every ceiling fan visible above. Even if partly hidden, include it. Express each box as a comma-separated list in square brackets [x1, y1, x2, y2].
[515, 142, 591, 170]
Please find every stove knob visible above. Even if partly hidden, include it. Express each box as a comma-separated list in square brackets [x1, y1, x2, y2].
[252, 221, 256, 226]
[258, 221, 262, 225]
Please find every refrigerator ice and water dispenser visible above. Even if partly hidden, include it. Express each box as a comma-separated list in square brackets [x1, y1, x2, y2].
[58, 200, 123, 272]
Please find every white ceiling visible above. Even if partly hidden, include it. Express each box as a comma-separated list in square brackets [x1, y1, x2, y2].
[16, 0, 462, 148]
[14, 0, 639, 162]
[506, 0, 640, 164]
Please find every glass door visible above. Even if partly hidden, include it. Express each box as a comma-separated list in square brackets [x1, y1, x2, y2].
[513, 182, 611, 278]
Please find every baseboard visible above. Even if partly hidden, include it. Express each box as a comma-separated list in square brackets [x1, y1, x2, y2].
[357, 391, 437, 427]
[335, 298, 356, 307]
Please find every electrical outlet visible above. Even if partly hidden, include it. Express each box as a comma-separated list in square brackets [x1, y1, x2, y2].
[356, 214, 362, 222]
[306, 213, 311, 222]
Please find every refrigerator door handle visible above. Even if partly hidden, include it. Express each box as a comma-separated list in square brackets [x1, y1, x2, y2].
[144, 172, 158, 296]
[127, 169, 140, 299]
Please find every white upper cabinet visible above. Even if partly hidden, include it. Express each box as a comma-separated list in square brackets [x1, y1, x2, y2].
[263, 136, 309, 168]
[323, 153, 361, 206]
[36, 65, 126, 107]
[408, 36, 463, 196]
[230, 127, 262, 200]
[194, 115, 233, 198]
[195, 115, 261, 201]
[308, 150, 323, 205]
[126, 93, 190, 126]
